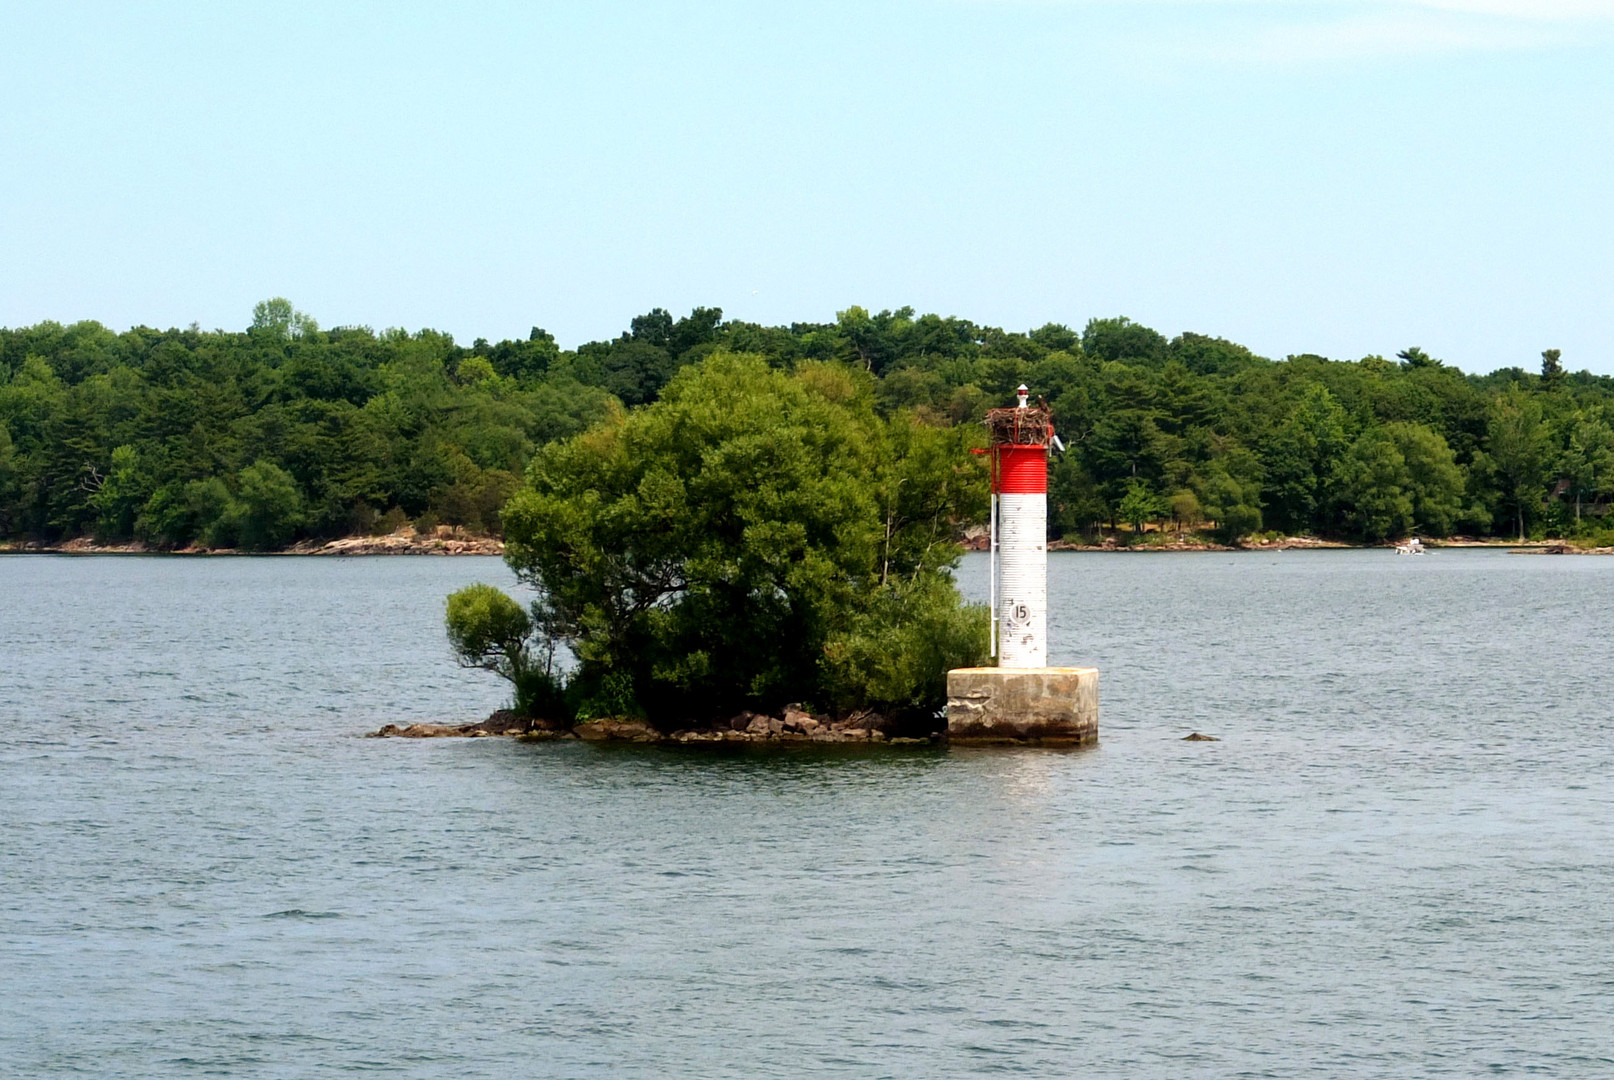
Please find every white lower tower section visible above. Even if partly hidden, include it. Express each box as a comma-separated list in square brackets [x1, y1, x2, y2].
[996, 492, 1047, 668]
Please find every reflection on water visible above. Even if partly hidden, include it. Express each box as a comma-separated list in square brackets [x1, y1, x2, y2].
[2, 550, 1612, 1076]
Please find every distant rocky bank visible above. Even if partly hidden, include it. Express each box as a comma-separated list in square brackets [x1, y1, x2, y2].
[0, 526, 503, 557]
[11, 529, 1604, 558]
[958, 527, 1610, 554]
[369, 705, 934, 745]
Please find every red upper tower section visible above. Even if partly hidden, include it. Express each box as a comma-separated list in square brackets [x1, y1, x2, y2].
[983, 389, 1054, 496]
[996, 447, 1047, 494]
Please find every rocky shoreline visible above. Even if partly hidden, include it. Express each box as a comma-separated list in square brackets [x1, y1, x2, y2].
[12, 529, 1605, 558]
[0, 527, 504, 557]
[1504, 544, 1614, 555]
[369, 705, 937, 745]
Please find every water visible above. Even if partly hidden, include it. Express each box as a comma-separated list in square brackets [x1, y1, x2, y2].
[2, 550, 1611, 1077]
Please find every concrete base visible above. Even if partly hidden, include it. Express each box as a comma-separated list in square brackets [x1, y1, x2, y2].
[945, 667, 1099, 745]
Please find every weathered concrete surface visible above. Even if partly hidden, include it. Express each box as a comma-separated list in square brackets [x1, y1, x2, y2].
[946, 667, 1099, 745]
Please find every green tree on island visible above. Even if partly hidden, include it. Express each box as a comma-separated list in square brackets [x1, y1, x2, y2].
[446, 353, 988, 728]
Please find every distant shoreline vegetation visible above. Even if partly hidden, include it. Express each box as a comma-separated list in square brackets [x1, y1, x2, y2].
[2, 300, 1611, 551]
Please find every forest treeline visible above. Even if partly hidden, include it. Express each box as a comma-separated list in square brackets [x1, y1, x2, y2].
[2, 297, 1611, 549]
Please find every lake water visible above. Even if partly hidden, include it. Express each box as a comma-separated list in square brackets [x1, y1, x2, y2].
[2, 550, 1611, 1077]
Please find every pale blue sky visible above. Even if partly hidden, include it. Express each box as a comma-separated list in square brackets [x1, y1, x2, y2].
[3, 1, 1611, 373]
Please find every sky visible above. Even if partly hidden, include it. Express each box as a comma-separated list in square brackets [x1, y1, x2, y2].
[2, 1, 1611, 375]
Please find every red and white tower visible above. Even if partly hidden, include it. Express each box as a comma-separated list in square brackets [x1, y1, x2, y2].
[988, 385, 1053, 668]
[947, 385, 1096, 745]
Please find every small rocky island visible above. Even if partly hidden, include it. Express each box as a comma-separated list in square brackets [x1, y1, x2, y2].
[371, 705, 934, 744]
[409, 356, 996, 751]
[388, 364, 1106, 750]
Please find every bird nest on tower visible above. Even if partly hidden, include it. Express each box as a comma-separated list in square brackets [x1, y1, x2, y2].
[984, 405, 1053, 447]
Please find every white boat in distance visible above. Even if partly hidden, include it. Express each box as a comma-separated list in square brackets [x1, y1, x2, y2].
[1394, 537, 1426, 555]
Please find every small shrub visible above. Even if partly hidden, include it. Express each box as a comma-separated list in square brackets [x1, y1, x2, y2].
[446, 583, 567, 719]
[376, 507, 410, 535]
[347, 501, 380, 536]
[819, 576, 987, 723]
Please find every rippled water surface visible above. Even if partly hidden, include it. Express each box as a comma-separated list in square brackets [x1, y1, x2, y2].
[3, 551, 1612, 1077]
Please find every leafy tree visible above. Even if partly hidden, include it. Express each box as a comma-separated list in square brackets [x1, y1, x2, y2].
[634, 305, 723, 358]
[1397, 346, 1441, 370]
[1029, 323, 1080, 353]
[819, 573, 986, 716]
[1383, 422, 1464, 536]
[0, 421, 17, 532]
[1049, 454, 1107, 539]
[876, 366, 949, 416]
[88, 445, 152, 540]
[1261, 385, 1349, 534]
[153, 477, 235, 548]
[577, 338, 674, 406]
[447, 583, 531, 674]
[1083, 316, 1167, 365]
[1541, 348, 1565, 393]
[251, 297, 317, 340]
[224, 460, 305, 550]
[1169, 489, 1202, 538]
[487, 327, 560, 381]
[445, 583, 564, 718]
[1170, 332, 1260, 376]
[251, 298, 294, 338]
[1086, 406, 1167, 507]
[1337, 429, 1414, 541]
[1558, 414, 1614, 524]
[1487, 390, 1551, 540]
[453, 355, 498, 387]
[1199, 463, 1263, 542]
[1118, 479, 1167, 536]
[835, 305, 919, 375]
[493, 352, 986, 726]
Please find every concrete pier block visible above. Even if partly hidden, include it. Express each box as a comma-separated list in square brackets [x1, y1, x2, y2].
[945, 667, 1099, 745]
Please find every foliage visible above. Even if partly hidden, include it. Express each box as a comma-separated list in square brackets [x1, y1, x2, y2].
[444, 582, 567, 717]
[446, 583, 532, 676]
[1200, 465, 1264, 542]
[819, 574, 988, 719]
[1557, 414, 1614, 524]
[88, 445, 150, 540]
[1486, 390, 1552, 540]
[492, 352, 987, 726]
[1541, 348, 1565, 394]
[0, 421, 17, 532]
[251, 297, 318, 340]
[224, 460, 305, 550]
[1117, 479, 1167, 536]
[1384, 422, 1464, 536]
[1261, 386, 1349, 534]
[1168, 489, 1202, 535]
[3, 300, 1612, 553]
[1337, 429, 1415, 541]
[136, 477, 230, 547]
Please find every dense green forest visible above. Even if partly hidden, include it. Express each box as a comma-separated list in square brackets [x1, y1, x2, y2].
[2, 298, 1611, 549]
